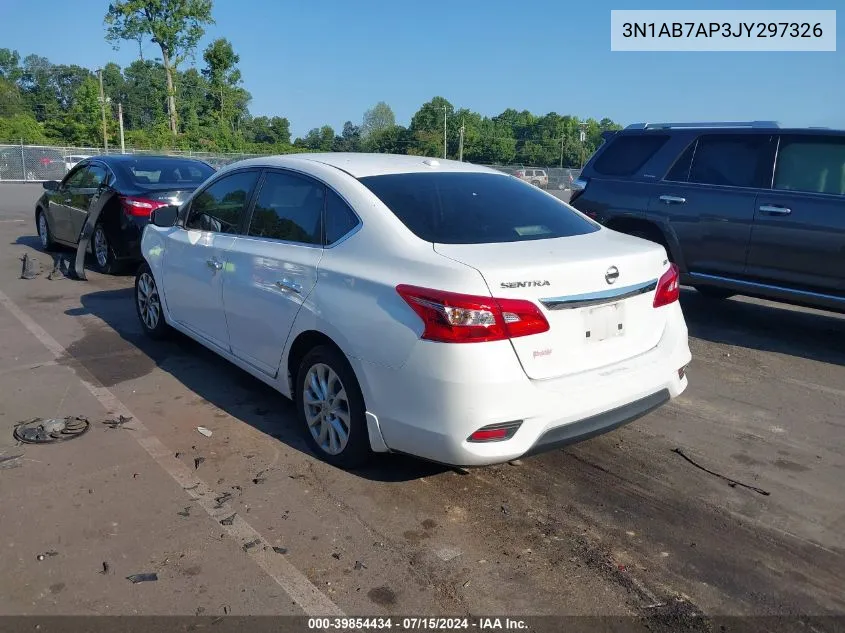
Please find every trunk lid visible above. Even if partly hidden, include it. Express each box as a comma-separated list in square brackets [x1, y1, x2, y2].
[434, 230, 671, 380]
[134, 186, 198, 206]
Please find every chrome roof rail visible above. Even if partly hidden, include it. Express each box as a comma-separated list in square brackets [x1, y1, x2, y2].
[626, 121, 780, 130]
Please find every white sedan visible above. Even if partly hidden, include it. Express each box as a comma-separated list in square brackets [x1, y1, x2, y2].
[136, 153, 691, 468]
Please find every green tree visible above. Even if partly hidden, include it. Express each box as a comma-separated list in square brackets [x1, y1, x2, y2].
[332, 121, 361, 152]
[105, 0, 215, 135]
[0, 113, 46, 143]
[0, 49, 22, 82]
[122, 60, 168, 129]
[361, 101, 395, 138]
[409, 96, 453, 157]
[364, 124, 410, 154]
[56, 77, 103, 146]
[201, 38, 246, 131]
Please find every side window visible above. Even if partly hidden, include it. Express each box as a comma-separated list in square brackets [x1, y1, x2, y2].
[688, 134, 770, 188]
[664, 141, 696, 182]
[247, 171, 324, 244]
[63, 165, 89, 189]
[186, 170, 259, 234]
[325, 190, 359, 245]
[774, 136, 845, 196]
[593, 134, 669, 176]
[82, 164, 109, 188]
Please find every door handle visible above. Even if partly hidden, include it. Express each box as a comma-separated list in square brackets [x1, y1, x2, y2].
[206, 258, 223, 271]
[759, 205, 791, 216]
[275, 278, 302, 294]
[659, 195, 686, 205]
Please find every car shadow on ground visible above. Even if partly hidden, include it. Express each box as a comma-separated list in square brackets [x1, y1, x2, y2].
[12, 235, 45, 249]
[70, 286, 450, 483]
[680, 288, 845, 366]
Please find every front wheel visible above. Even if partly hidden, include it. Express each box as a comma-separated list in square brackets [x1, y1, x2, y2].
[135, 263, 169, 339]
[295, 345, 370, 469]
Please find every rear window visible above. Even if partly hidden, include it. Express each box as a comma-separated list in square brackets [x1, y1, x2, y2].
[593, 134, 669, 176]
[118, 158, 214, 186]
[359, 172, 599, 245]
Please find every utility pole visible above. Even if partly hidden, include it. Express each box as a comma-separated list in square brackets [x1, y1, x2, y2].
[118, 102, 125, 154]
[458, 119, 465, 162]
[559, 136, 564, 168]
[443, 105, 447, 159]
[579, 122, 587, 169]
[97, 69, 108, 153]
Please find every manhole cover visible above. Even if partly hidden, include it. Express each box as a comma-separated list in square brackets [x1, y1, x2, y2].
[13, 417, 90, 444]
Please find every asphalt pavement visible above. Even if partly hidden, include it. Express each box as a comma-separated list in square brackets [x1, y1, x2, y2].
[0, 183, 843, 629]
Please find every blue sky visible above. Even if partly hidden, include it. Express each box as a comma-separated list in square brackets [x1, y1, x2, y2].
[1, 0, 841, 136]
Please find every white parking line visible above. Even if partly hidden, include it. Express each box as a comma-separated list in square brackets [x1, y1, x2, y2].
[0, 288, 345, 617]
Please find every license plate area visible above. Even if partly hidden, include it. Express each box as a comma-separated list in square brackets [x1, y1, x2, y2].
[583, 302, 625, 342]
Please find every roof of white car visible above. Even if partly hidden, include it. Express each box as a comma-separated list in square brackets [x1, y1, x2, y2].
[228, 153, 503, 178]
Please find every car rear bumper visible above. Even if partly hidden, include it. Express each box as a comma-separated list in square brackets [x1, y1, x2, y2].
[354, 302, 691, 466]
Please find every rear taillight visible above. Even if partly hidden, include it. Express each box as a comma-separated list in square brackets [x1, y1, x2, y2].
[569, 177, 588, 203]
[395, 285, 550, 343]
[653, 264, 680, 308]
[515, 170, 524, 177]
[119, 196, 169, 217]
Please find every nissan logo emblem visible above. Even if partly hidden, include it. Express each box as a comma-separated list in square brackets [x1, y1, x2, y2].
[605, 266, 619, 285]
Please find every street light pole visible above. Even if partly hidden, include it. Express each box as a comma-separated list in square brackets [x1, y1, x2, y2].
[118, 102, 125, 154]
[458, 119, 465, 162]
[443, 105, 447, 159]
[97, 69, 108, 153]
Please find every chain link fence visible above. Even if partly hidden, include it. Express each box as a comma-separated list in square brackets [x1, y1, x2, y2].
[0, 144, 265, 182]
[0, 143, 582, 187]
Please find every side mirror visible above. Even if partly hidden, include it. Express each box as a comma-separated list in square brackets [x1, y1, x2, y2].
[43, 181, 59, 191]
[151, 204, 179, 228]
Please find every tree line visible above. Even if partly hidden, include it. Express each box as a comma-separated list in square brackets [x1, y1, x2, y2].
[0, 0, 619, 166]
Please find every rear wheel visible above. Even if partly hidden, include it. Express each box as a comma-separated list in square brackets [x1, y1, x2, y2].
[91, 223, 119, 274]
[36, 209, 56, 251]
[295, 345, 370, 469]
[694, 286, 735, 300]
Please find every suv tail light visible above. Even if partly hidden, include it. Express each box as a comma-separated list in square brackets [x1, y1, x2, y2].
[515, 170, 524, 178]
[119, 195, 169, 218]
[395, 285, 550, 343]
[569, 177, 589, 204]
[653, 264, 680, 308]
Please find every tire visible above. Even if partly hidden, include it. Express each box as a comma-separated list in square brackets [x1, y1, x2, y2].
[295, 345, 370, 469]
[91, 223, 119, 274]
[531, 180, 541, 187]
[135, 263, 170, 339]
[694, 286, 735, 300]
[36, 209, 57, 252]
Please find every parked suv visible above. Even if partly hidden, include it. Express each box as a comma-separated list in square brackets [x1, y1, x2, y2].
[570, 122, 845, 313]
[515, 168, 548, 188]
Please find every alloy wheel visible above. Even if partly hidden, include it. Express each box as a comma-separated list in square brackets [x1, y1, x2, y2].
[137, 272, 161, 331]
[93, 226, 109, 269]
[303, 363, 351, 455]
[38, 214, 48, 248]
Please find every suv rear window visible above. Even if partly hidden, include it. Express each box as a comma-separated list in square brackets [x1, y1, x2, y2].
[593, 134, 669, 176]
[359, 172, 599, 245]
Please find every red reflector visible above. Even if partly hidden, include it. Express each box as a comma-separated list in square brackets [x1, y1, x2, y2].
[653, 263, 680, 308]
[469, 428, 508, 441]
[395, 285, 550, 343]
[120, 196, 169, 217]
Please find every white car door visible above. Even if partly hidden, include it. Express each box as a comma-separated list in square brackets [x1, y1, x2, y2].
[161, 169, 261, 351]
[222, 169, 326, 376]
